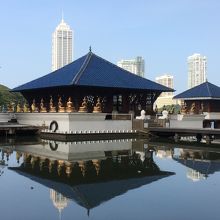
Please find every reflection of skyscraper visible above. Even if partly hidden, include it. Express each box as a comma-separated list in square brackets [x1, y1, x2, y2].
[186, 168, 206, 182]
[50, 189, 68, 219]
[52, 18, 73, 71]
[117, 56, 145, 77]
[156, 149, 172, 159]
[188, 53, 207, 89]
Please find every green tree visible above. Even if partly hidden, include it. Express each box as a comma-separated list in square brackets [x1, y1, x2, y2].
[0, 84, 24, 108]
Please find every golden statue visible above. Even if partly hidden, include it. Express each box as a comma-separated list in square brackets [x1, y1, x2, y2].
[93, 97, 102, 113]
[190, 102, 196, 114]
[7, 103, 14, 113]
[66, 97, 76, 113]
[31, 99, 35, 112]
[78, 97, 88, 113]
[31, 99, 39, 112]
[40, 98, 47, 113]
[58, 97, 65, 112]
[23, 103, 31, 112]
[181, 103, 187, 114]
[16, 103, 23, 113]
[49, 96, 56, 112]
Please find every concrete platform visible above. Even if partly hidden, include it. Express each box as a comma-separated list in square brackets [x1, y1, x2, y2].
[0, 122, 39, 135]
[147, 127, 220, 144]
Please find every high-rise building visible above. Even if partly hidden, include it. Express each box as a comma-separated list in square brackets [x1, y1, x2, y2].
[52, 18, 73, 71]
[155, 74, 179, 108]
[155, 74, 174, 97]
[117, 56, 145, 77]
[187, 53, 207, 89]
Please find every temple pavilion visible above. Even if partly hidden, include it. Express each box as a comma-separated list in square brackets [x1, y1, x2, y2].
[174, 81, 220, 128]
[174, 81, 220, 114]
[12, 50, 173, 116]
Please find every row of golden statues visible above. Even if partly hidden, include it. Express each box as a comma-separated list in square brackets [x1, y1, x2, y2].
[10, 96, 102, 113]
[181, 102, 204, 114]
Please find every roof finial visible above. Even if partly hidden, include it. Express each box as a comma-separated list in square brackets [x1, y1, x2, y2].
[89, 46, 92, 52]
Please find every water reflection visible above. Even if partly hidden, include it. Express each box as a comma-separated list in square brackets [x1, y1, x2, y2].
[1, 138, 173, 214]
[173, 148, 220, 181]
[0, 148, 12, 177]
[50, 190, 68, 219]
[155, 146, 174, 159]
[1, 138, 220, 220]
[151, 141, 220, 181]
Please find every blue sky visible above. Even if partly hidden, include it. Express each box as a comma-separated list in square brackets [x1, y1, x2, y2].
[0, 0, 220, 93]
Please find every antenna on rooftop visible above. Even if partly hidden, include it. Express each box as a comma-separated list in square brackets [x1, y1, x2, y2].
[89, 46, 92, 52]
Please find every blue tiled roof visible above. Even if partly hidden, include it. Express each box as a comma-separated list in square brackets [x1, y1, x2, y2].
[174, 82, 220, 99]
[12, 52, 173, 92]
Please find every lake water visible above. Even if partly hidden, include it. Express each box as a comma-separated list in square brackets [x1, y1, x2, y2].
[0, 137, 220, 220]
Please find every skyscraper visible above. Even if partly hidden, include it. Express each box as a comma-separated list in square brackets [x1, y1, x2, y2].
[52, 18, 73, 71]
[187, 53, 207, 89]
[155, 74, 174, 97]
[117, 56, 145, 77]
[155, 74, 179, 108]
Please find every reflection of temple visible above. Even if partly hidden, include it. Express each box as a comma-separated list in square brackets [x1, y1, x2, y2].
[13, 156, 171, 212]
[0, 148, 13, 162]
[6, 139, 173, 213]
[50, 189, 68, 219]
[18, 146, 164, 183]
[173, 148, 220, 181]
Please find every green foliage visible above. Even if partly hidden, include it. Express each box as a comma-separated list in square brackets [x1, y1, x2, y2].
[0, 84, 24, 107]
[158, 104, 181, 114]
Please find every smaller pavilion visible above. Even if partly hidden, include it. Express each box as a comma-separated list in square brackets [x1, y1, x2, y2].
[173, 81, 220, 128]
[174, 81, 220, 114]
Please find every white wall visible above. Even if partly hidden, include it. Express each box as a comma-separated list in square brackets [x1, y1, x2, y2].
[16, 113, 70, 131]
[169, 114, 205, 129]
[0, 113, 11, 122]
[204, 112, 220, 120]
[15, 113, 132, 133]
